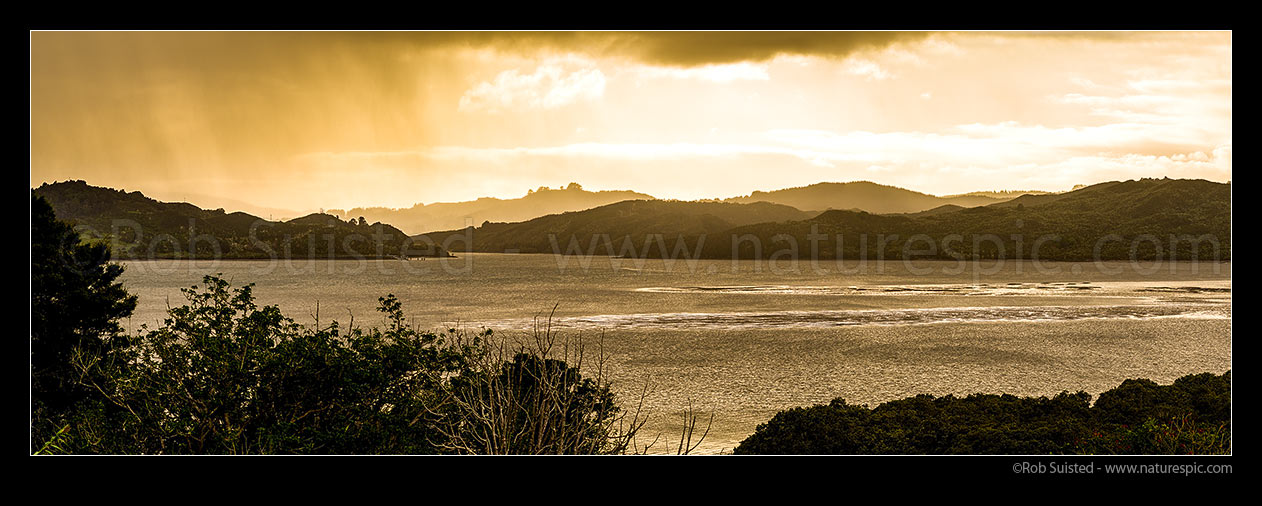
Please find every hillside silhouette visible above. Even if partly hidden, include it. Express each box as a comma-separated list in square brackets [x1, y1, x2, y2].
[724, 181, 1015, 214]
[420, 199, 812, 255]
[33, 181, 433, 259]
[422, 178, 1230, 261]
[330, 183, 655, 235]
[715, 178, 1230, 260]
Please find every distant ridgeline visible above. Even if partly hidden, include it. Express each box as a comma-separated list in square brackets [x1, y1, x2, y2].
[420, 178, 1230, 262]
[420, 200, 815, 255]
[722, 180, 1015, 214]
[329, 182, 656, 235]
[33, 181, 451, 260]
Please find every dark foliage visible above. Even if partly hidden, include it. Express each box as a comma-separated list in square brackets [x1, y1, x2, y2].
[734, 371, 1231, 455]
[30, 194, 137, 439]
[72, 277, 474, 453]
[1092, 371, 1231, 426]
[438, 351, 626, 454]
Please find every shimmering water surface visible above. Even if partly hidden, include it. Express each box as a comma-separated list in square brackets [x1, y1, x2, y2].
[118, 255, 1231, 454]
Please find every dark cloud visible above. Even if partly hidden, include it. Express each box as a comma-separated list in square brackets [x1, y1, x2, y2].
[356, 31, 1166, 64]
[186, 31, 933, 66]
[964, 31, 1152, 41]
[31, 31, 936, 77]
[595, 32, 935, 66]
[384, 31, 935, 66]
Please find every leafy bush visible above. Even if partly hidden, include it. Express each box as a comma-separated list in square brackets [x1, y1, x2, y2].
[434, 340, 639, 454]
[56, 276, 461, 453]
[735, 373, 1230, 455]
[1092, 372, 1231, 426]
[41, 274, 650, 454]
[736, 392, 1095, 455]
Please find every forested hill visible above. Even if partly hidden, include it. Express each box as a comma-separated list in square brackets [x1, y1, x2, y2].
[33, 180, 433, 259]
[421, 178, 1230, 261]
[713, 178, 1231, 261]
[724, 181, 1013, 214]
[419, 199, 813, 255]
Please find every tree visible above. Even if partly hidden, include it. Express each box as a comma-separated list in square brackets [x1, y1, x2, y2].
[31, 195, 137, 417]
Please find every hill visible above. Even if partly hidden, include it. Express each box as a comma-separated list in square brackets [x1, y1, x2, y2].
[419, 199, 813, 256]
[33, 180, 440, 259]
[712, 178, 1230, 261]
[419, 178, 1229, 261]
[903, 204, 965, 218]
[724, 181, 1013, 214]
[329, 183, 655, 235]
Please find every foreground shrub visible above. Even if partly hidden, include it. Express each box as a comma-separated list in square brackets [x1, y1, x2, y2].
[1092, 372, 1231, 426]
[45, 275, 642, 454]
[59, 276, 464, 453]
[735, 392, 1094, 455]
[433, 326, 644, 454]
[735, 372, 1230, 455]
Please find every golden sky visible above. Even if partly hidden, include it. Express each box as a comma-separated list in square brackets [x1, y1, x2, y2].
[30, 31, 1231, 213]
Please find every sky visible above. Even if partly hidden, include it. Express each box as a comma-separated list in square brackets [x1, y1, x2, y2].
[30, 31, 1232, 213]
